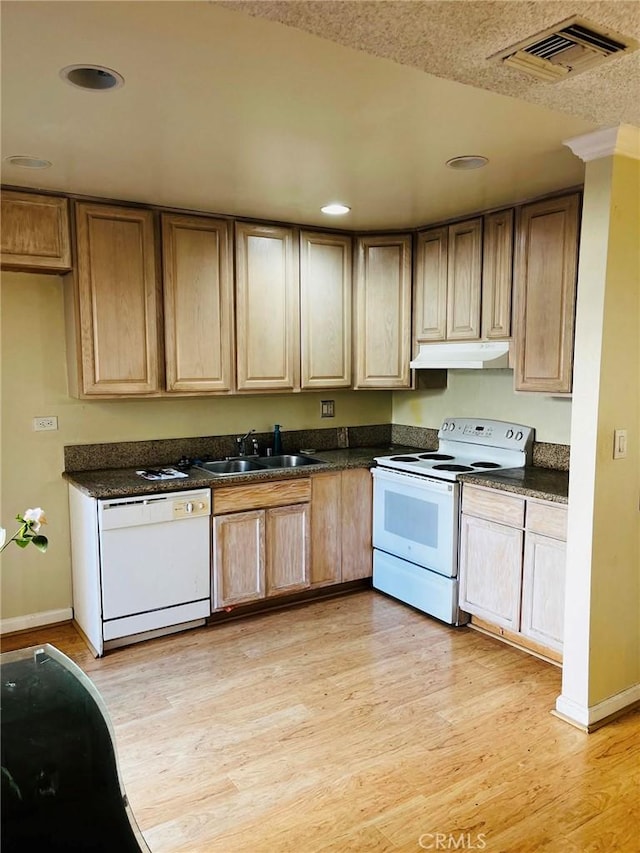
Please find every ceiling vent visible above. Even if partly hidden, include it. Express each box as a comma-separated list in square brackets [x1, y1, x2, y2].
[492, 16, 639, 82]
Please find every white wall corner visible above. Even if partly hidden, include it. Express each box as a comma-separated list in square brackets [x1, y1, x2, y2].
[564, 124, 640, 162]
[0, 607, 73, 635]
[556, 682, 640, 729]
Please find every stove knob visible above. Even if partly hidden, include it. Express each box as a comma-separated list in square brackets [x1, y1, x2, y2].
[516, 431, 523, 441]
[442, 421, 449, 431]
[449, 421, 455, 431]
[506, 429, 514, 439]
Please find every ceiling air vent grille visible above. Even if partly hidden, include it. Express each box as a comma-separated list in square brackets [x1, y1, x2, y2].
[491, 16, 638, 82]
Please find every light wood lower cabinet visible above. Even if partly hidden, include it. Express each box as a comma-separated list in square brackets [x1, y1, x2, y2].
[310, 469, 373, 585]
[212, 479, 310, 610]
[459, 484, 567, 660]
[1, 190, 71, 272]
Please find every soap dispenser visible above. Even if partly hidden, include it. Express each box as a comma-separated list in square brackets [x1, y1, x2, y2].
[273, 424, 283, 455]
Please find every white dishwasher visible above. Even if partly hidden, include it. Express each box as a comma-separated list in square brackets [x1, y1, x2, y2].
[69, 486, 211, 655]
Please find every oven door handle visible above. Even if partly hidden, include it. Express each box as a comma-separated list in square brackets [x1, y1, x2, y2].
[370, 466, 456, 495]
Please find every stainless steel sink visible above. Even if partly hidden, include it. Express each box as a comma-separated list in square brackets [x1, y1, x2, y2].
[195, 459, 268, 475]
[192, 454, 325, 477]
[257, 454, 323, 468]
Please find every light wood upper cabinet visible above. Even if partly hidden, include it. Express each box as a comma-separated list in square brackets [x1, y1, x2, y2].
[162, 213, 234, 393]
[300, 230, 352, 388]
[414, 226, 448, 343]
[446, 217, 483, 340]
[354, 233, 412, 388]
[67, 202, 160, 397]
[235, 222, 300, 391]
[482, 208, 514, 340]
[1, 190, 71, 272]
[514, 193, 580, 393]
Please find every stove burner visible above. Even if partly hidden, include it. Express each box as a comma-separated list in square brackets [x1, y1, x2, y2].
[432, 463, 474, 472]
[471, 461, 502, 469]
[417, 453, 454, 460]
[390, 455, 421, 462]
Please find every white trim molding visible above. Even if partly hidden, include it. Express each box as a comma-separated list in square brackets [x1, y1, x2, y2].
[0, 607, 73, 635]
[556, 682, 640, 730]
[564, 124, 640, 162]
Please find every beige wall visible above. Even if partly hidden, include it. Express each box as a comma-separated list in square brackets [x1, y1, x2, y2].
[0, 271, 391, 622]
[393, 369, 572, 443]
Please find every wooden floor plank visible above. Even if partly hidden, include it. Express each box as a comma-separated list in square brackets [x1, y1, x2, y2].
[2, 591, 638, 852]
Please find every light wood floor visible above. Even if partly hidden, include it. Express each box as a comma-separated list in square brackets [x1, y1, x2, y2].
[2, 591, 639, 852]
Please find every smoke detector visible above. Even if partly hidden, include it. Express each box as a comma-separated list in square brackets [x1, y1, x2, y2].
[491, 16, 638, 82]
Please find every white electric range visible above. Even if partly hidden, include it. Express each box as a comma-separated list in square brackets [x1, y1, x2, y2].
[371, 418, 534, 624]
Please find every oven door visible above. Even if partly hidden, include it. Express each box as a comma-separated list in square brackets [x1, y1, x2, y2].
[372, 467, 459, 577]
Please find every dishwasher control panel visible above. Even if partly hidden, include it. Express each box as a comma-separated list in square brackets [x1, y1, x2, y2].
[173, 494, 210, 519]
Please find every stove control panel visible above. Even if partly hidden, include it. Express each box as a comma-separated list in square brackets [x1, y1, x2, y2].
[439, 418, 534, 452]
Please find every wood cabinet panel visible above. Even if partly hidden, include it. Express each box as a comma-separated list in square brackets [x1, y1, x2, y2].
[213, 479, 311, 514]
[526, 500, 567, 541]
[213, 510, 265, 607]
[414, 226, 448, 343]
[266, 504, 310, 596]
[235, 222, 299, 391]
[459, 514, 523, 631]
[341, 469, 373, 581]
[514, 193, 580, 393]
[1, 190, 71, 271]
[354, 234, 412, 388]
[461, 485, 525, 528]
[310, 473, 342, 586]
[162, 213, 233, 392]
[446, 218, 482, 340]
[71, 202, 160, 396]
[521, 532, 566, 651]
[482, 209, 514, 340]
[300, 231, 352, 388]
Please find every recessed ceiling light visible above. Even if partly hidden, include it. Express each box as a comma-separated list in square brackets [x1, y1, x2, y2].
[321, 203, 351, 215]
[446, 155, 489, 170]
[4, 155, 52, 169]
[60, 64, 124, 91]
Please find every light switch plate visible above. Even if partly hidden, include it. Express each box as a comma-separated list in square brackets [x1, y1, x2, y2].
[321, 400, 335, 418]
[613, 428, 627, 459]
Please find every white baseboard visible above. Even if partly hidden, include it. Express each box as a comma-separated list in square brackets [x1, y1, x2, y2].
[556, 682, 640, 729]
[0, 608, 73, 636]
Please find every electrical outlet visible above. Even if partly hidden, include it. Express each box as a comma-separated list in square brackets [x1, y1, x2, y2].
[33, 416, 58, 431]
[321, 400, 335, 418]
[613, 428, 627, 459]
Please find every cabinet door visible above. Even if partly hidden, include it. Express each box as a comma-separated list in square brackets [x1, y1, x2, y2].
[354, 234, 412, 388]
[266, 504, 310, 596]
[446, 218, 482, 340]
[341, 469, 373, 581]
[482, 209, 514, 340]
[235, 222, 299, 391]
[459, 514, 523, 630]
[213, 510, 265, 608]
[310, 472, 342, 586]
[513, 193, 580, 392]
[521, 532, 566, 652]
[1, 191, 71, 272]
[300, 231, 352, 388]
[72, 202, 160, 396]
[414, 226, 448, 343]
[162, 213, 234, 392]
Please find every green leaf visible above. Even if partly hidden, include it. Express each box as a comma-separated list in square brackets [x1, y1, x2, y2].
[14, 538, 30, 548]
[32, 536, 48, 553]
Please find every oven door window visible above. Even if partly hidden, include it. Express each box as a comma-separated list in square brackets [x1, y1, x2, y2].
[372, 469, 458, 578]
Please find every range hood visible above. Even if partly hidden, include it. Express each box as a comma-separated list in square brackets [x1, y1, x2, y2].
[410, 341, 511, 370]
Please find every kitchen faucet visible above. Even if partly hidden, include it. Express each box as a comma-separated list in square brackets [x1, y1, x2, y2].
[235, 429, 257, 457]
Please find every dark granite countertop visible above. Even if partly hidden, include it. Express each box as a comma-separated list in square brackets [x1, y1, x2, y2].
[459, 466, 569, 504]
[63, 445, 412, 499]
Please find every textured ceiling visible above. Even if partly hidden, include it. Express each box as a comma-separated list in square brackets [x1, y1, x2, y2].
[225, 0, 640, 126]
[1, 1, 631, 230]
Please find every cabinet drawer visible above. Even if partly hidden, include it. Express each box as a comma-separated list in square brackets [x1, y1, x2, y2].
[526, 500, 567, 541]
[213, 478, 311, 514]
[462, 485, 524, 528]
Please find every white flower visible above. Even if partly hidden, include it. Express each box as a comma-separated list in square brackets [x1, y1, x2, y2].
[23, 508, 47, 533]
[0, 528, 5, 549]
